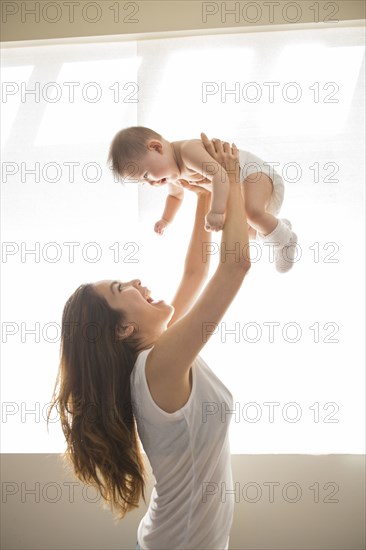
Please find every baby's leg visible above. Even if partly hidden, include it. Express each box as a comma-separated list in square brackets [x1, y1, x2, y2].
[242, 172, 278, 236]
[241, 172, 297, 272]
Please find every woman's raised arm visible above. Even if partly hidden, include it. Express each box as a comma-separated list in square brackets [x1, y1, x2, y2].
[167, 186, 211, 327]
[148, 136, 251, 378]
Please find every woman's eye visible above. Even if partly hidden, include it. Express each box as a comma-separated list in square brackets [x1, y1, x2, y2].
[118, 283, 123, 292]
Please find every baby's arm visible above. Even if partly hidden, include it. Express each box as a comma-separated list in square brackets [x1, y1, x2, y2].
[181, 141, 230, 231]
[207, 172, 230, 230]
[154, 182, 184, 235]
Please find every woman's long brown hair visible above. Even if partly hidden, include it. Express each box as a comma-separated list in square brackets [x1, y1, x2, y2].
[47, 284, 147, 521]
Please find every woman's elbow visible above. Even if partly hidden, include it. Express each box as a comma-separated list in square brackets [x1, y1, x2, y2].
[230, 259, 251, 278]
[241, 260, 251, 276]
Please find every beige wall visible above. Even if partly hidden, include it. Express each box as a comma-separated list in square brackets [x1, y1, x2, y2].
[0, 0, 365, 42]
[1, 453, 365, 549]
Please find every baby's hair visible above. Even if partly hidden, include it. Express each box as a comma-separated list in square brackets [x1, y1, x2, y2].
[107, 126, 163, 182]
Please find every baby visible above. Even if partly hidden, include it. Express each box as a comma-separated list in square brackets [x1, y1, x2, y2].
[108, 126, 298, 273]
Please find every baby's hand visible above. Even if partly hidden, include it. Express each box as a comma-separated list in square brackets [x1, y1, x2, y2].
[154, 219, 169, 235]
[205, 211, 225, 232]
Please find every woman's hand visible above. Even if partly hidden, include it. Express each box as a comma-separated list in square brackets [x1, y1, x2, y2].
[178, 179, 210, 196]
[200, 133, 240, 231]
[200, 132, 240, 179]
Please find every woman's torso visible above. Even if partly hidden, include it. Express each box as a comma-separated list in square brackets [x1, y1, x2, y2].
[130, 347, 235, 549]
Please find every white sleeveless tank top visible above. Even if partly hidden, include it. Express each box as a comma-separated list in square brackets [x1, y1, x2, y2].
[130, 346, 235, 550]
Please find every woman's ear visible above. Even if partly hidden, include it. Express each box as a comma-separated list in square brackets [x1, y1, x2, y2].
[115, 323, 137, 341]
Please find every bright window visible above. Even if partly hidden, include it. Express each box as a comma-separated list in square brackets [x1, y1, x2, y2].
[1, 26, 365, 453]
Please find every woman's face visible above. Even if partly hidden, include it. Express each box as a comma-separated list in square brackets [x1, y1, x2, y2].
[93, 278, 174, 345]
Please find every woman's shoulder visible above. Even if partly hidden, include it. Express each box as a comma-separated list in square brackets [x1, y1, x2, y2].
[133, 345, 154, 369]
[133, 345, 195, 415]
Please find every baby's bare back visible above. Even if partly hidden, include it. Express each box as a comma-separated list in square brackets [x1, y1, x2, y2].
[172, 139, 213, 186]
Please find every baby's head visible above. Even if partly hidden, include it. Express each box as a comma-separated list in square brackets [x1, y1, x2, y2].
[108, 126, 177, 186]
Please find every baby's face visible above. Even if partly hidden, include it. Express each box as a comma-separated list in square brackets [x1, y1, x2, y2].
[137, 144, 180, 186]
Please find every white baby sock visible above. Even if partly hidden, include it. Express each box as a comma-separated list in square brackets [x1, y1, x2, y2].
[258, 219, 298, 273]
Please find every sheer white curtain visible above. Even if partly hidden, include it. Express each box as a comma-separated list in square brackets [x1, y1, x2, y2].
[1, 26, 364, 453]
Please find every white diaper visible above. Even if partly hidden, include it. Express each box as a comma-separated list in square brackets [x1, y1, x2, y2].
[238, 149, 285, 216]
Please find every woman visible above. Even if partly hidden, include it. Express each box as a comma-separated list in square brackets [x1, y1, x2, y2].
[48, 135, 251, 550]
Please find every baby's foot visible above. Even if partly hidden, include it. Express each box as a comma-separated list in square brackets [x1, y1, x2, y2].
[275, 219, 298, 273]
